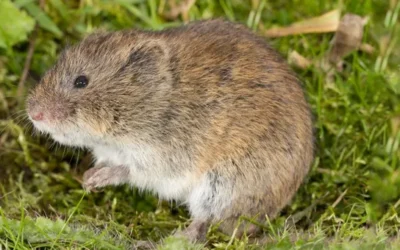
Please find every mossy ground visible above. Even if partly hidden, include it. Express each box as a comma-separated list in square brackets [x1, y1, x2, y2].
[1, 0, 400, 249]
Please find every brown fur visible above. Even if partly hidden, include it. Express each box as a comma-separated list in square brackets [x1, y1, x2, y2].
[27, 19, 314, 241]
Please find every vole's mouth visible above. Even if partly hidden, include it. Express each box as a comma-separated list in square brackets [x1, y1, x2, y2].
[30, 118, 57, 135]
[30, 119, 88, 147]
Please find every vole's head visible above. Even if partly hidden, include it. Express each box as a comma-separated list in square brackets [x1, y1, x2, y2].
[26, 30, 171, 146]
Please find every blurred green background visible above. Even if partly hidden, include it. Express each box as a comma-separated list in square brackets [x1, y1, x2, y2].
[0, 0, 400, 249]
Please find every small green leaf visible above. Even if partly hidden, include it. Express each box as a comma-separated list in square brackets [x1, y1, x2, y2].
[23, 2, 63, 37]
[48, 0, 69, 19]
[0, 0, 35, 49]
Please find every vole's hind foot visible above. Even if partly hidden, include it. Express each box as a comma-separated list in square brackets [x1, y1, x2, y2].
[131, 240, 157, 250]
[82, 164, 130, 192]
[173, 220, 209, 243]
[218, 217, 262, 239]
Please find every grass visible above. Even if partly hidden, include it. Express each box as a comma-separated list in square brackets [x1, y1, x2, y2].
[0, 0, 400, 249]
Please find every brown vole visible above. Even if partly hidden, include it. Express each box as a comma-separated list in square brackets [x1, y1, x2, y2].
[26, 19, 314, 242]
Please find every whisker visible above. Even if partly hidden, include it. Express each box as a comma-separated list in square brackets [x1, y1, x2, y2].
[13, 115, 30, 125]
[74, 149, 81, 171]
[9, 110, 28, 118]
[3, 93, 30, 100]
[55, 142, 60, 154]
[11, 110, 28, 117]
[70, 149, 77, 166]
[22, 122, 33, 131]
[48, 140, 55, 150]
[62, 146, 67, 159]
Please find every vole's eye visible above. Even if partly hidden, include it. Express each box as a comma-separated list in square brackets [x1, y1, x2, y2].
[74, 75, 89, 88]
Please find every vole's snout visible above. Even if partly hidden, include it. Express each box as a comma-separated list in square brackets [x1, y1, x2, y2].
[30, 111, 44, 121]
[27, 98, 66, 124]
[27, 98, 45, 122]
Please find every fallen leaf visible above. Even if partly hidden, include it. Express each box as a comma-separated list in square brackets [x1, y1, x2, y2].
[265, 9, 341, 37]
[391, 0, 398, 9]
[359, 43, 375, 54]
[288, 50, 312, 69]
[328, 13, 367, 64]
[162, 0, 196, 22]
[252, 0, 260, 8]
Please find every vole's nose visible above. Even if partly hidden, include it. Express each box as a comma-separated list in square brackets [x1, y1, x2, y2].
[31, 112, 44, 121]
[27, 98, 45, 121]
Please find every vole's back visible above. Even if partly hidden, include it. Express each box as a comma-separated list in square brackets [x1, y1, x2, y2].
[149, 19, 314, 177]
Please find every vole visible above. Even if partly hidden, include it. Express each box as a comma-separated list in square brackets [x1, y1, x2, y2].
[26, 19, 314, 242]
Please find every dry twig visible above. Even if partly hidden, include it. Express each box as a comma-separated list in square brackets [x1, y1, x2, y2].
[16, 0, 46, 101]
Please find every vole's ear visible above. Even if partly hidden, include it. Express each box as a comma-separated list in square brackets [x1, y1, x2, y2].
[120, 39, 170, 83]
[126, 39, 169, 69]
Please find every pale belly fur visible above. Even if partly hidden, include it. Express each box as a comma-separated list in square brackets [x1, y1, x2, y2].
[91, 143, 199, 201]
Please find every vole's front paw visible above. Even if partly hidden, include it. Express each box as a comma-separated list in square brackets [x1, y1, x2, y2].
[82, 165, 130, 192]
[173, 220, 208, 243]
[82, 166, 108, 192]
